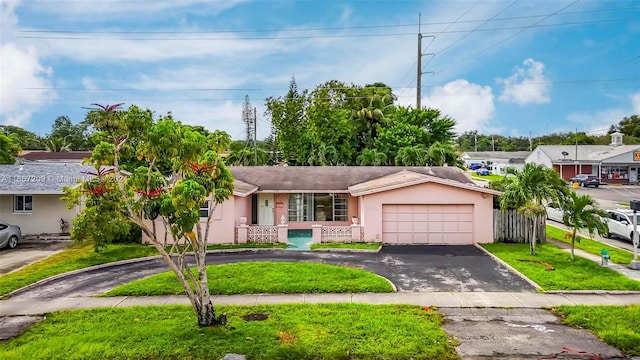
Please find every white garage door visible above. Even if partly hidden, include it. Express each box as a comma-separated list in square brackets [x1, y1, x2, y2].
[382, 204, 474, 244]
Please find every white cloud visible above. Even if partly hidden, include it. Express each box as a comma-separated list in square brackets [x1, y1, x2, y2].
[497, 58, 551, 105]
[422, 79, 495, 133]
[81, 77, 98, 91]
[0, 43, 55, 126]
[631, 92, 640, 114]
[567, 92, 640, 134]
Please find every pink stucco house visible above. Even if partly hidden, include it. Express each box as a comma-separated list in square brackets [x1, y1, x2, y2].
[145, 166, 499, 246]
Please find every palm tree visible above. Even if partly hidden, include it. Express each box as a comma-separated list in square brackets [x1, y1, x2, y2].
[518, 203, 547, 256]
[425, 142, 464, 167]
[500, 163, 567, 255]
[356, 148, 388, 166]
[44, 136, 71, 152]
[560, 191, 608, 260]
[394, 145, 427, 166]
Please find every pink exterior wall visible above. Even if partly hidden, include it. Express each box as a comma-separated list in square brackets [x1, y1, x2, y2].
[142, 196, 237, 245]
[234, 195, 251, 225]
[360, 182, 494, 244]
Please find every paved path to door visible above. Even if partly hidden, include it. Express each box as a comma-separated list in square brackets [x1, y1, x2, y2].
[7, 245, 534, 300]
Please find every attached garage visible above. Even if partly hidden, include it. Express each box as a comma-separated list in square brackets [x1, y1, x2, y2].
[382, 204, 474, 244]
[348, 170, 499, 245]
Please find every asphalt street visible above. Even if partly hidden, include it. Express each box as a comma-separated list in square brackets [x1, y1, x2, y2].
[8, 245, 535, 299]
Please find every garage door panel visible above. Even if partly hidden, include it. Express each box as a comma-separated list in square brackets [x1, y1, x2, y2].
[382, 204, 474, 245]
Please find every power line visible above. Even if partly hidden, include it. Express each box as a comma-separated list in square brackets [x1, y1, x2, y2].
[18, 6, 638, 35]
[433, 0, 583, 77]
[20, 78, 640, 92]
[16, 18, 636, 40]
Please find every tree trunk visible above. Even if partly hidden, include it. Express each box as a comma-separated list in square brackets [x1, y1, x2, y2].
[571, 229, 577, 261]
[530, 215, 537, 256]
[195, 298, 225, 327]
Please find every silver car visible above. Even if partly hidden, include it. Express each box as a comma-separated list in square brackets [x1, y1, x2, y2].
[0, 222, 21, 249]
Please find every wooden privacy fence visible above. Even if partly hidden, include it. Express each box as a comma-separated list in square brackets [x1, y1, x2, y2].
[493, 209, 546, 243]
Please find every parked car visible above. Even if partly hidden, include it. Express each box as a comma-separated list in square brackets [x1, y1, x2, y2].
[0, 222, 21, 249]
[602, 209, 640, 246]
[569, 174, 600, 188]
[475, 167, 490, 176]
[545, 203, 565, 223]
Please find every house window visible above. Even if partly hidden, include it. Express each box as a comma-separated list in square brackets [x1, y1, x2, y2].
[199, 201, 209, 218]
[14, 195, 33, 213]
[288, 193, 348, 222]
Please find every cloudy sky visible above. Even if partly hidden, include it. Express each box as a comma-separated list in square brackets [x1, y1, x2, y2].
[1, 0, 638, 140]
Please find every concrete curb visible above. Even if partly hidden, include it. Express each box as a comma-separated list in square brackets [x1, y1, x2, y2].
[3, 247, 286, 300]
[311, 245, 382, 253]
[545, 290, 640, 295]
[474, 243, 544, 292]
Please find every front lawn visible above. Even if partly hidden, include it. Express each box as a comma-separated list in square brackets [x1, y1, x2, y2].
[546, 225, 634, 264]
[553, 305, 640, 356]
[103, 261, 394, 296]
[0, 304, 458, 360]
[470, 174, 507, 182]
[0, 243, 159, 297]
[481, 243, 640, 291]
[311, 242, 381, 250]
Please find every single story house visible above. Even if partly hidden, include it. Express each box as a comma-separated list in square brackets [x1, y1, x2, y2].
[461, 151, 530, 175]
[0, 163, 93, 235]
[145, 166, 500, 246]
[17, 150, 92, 164]
[526, 132, 640, 184]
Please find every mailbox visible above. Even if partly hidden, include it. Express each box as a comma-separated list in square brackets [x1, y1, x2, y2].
[631, 200, 640, 211]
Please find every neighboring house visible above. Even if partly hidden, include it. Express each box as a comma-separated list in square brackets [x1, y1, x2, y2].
[526, 132, 640, 184]
[0, 163, 93, 235]
[144, 166, 499, 246]
[17, 150, 92, 164]
[461, 151, 530, 175]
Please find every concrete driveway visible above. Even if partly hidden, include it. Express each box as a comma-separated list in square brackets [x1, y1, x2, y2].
[0, 240, 71, 275]
[8, 245, 535, 299]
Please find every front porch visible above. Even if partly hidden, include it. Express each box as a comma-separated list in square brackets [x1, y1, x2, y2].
[236, 223, 365, 247]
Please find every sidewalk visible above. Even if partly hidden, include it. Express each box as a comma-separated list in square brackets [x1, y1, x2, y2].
[2, 291, 640, 316]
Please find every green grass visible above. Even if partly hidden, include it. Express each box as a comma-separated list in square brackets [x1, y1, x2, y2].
[546, 225, 634, 264]
[481, 243, 640, 291]
[103, 262, 395, 296]
[0, 243, 159, 297]
[0, 304, 458, 360]
[553, 305, 640, 356]
[470, 174, 512, 182]
[311, 242, 382, 250]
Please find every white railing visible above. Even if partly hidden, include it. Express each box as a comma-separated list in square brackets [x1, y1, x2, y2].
[247, 226, 279, 243]
[321, 226, 356, 242]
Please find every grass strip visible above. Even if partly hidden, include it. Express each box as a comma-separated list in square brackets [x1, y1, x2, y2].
[103, 261, 394, 296]
[481, 243, 640, 291]
[0, 243, 158, 297]
[311, 242, 381, 250]
[553, 305, 640, 356]
[546, 225, 634, 264]
[0, 304, 458, 360]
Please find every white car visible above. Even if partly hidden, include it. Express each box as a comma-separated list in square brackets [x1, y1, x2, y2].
[603, 209, 640, 246]
[0, 222, 21, 249]
[545, 203, 565, 223]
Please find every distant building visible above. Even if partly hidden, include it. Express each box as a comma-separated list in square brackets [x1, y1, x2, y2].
[526, 132, 640, 184]
[17, 150, 91, 164]
[460, 151, 530, 175]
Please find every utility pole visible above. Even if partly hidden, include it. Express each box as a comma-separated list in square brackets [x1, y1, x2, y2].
[416, 12, 434, 109]
[254, 107, 258, 166]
